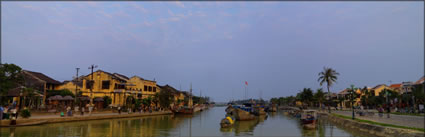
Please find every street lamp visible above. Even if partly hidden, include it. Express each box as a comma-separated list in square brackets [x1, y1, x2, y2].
[350, 85, 357, 120]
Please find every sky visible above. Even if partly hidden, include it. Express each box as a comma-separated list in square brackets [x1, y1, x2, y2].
[1, 2, 423, 102]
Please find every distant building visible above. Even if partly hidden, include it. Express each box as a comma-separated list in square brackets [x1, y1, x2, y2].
[21, 70, 61, 103]
[370, 84, 388, 96]
[81, 70, 129, 106]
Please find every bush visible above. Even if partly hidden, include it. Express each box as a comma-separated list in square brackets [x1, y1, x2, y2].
[103, 96, 112, 108]
[20, 109, 31, 118]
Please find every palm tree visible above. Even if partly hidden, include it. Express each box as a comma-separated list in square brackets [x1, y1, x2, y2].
[318, 67, 339, 113]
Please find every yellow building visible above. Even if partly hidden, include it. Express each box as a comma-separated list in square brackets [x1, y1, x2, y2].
[57, 81, 82, 95]
[81, 70, 129, 106]
[371, 84, 388, 96]
[127, 76, 158, 99]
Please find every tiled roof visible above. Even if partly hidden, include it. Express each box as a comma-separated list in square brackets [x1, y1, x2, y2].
[23, 70, 61, 84]
[372, 84, 386, 90]
[389, 83, 402, 88]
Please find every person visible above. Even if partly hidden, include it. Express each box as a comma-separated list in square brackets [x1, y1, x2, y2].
[118, 106, 121, 114]
[67, 106, 72, 116]
[81, 106, 85, 116]
[0, 105, 4, 120]
[88, 104, 93, 116]
[378, 106, 384, 118]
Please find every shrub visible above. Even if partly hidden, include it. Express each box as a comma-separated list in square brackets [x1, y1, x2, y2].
[20, 108, 31, 118]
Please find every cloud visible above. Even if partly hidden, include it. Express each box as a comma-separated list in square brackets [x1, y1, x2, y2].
[174, 1, 185, 8]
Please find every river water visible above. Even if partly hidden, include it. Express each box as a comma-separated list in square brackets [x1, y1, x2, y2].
[0, 107, 373, 137]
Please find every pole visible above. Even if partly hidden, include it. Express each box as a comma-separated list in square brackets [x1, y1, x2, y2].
[386, 89, 390, 118]
[74, 68, 80, 107]
[351, 85, 355, 120]
[88, 65, 97, 106]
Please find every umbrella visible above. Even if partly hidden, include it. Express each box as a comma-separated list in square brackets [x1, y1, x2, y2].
[63, 95, 74, 101]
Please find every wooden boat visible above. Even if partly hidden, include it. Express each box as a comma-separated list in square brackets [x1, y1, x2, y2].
[220, 116, 235, 128]
[172, 107, 194, 114]
[226, 105, 255, 121]
[300, 110, 317, 129]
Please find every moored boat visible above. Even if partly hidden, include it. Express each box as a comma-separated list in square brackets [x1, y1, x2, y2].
[300, 110, 317, 129]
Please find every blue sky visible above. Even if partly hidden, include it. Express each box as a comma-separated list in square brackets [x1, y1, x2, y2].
[2, 2, 423, 102]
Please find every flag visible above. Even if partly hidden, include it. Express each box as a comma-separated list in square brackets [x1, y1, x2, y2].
[245, 81, 248, 86]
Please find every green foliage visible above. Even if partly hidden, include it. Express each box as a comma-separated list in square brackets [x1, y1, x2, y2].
[299, 88, 314, 106]
[142, 97, 152, 106]
[135, 99, 142, 108]
[103, 96, 112, 108]
[412, 84, 425, 104]
[20, 108, 31, 118]
[0, 63, 23, 105]
[157, 89, 174, 109]
[47, 89, 75, 98]
[314, 88, 325, 104]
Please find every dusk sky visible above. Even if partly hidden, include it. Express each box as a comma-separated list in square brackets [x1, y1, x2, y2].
[2, 2, 423, 102]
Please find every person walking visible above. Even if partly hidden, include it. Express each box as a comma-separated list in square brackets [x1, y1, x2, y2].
[378, 106, 384, 118]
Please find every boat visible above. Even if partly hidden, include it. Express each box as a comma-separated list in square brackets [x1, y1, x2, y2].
[300, 110, 317, 129]
[220, 116, 235, 128]
[226, 105, 256, 121]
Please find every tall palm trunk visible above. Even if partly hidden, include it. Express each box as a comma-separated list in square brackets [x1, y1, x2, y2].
[327, 85, 331, 113]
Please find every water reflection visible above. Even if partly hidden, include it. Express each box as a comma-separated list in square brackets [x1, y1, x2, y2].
[0, 107, 374, 137]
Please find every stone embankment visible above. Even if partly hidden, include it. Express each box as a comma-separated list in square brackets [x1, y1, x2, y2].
[0, 111, 172, 127]
[319, 112, 424, 137]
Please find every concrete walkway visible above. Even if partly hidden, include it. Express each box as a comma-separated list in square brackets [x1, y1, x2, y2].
[333, 110, 425, 129]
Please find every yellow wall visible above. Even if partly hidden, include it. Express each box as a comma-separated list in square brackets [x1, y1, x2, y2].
[127, 76, 157, 99]
[57, 82, 81, 95]
[373, 85, 388, 96]
[81, 70, 127, 106]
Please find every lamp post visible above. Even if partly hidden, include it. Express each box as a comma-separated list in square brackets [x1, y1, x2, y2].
[385, 89, 390, 118]
[88, 64, 98, 106]
[350, 85, 357, 120]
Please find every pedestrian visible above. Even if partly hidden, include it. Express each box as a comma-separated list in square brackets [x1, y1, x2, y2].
[378, 106, 384, 118]
[88, 104, 93, 116]
[81, 107, 85, 116]
[118, 106, 121, 114]
[67, 106, 72, 116]
[0, 105, 4, 120]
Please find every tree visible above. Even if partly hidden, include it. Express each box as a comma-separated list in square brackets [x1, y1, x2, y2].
[314, 88, 325, 108]
[157, 90, 174, 110]
[299, 88, 314, 107]
[103, 96, 112, 108]
[318, 67, 339, 113]
[0, 63, 24, 105]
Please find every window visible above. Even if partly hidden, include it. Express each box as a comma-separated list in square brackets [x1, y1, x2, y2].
[86, 80, 93, 89]
[144, 86, 147, 91]
[149, 86, 152, 91]
[102, 80, 110, 89]
[153, 87, 156, 92]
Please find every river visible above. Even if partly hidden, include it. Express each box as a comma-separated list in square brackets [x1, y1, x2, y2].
[0, 107, 374, 137]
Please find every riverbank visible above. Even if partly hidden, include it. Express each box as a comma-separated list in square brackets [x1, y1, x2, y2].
[0, 111, 173, 127]
[319, 112, 424, 137]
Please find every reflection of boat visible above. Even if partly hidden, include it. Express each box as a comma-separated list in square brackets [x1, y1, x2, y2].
[300, 110, 317, 129]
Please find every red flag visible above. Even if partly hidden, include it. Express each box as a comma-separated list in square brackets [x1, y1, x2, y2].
[245, 81, 248, 86]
